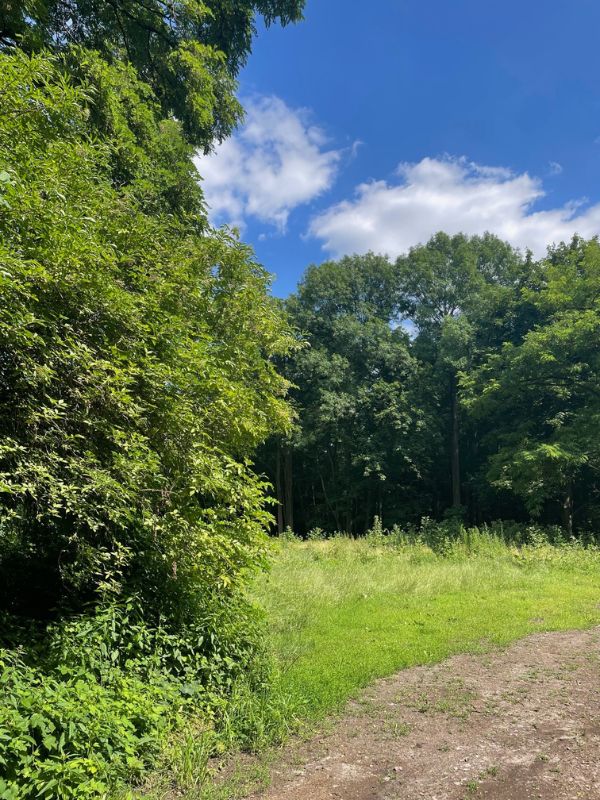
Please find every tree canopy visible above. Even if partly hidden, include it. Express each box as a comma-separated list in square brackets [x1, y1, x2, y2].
[271, 233, 600, 536]
[0, 0, 304, 149]
[274, 254, 420, 533]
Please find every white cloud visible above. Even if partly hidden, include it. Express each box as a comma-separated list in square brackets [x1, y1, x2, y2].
[548, 161, 563, 175]
[309, 156, 600, 258]
[195, 96, 341, 231]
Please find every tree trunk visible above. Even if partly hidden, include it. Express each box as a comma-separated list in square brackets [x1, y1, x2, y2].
[364, 487, 371, 534]
[284, 445, 294, 532]
[451, 373, 461, 509]
[561, 483, 573, 537]
[320, 472, 340, 531]
[275, 443, 284, 534]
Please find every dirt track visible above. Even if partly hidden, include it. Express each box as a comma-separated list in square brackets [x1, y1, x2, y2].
[247, 627, 600, 800]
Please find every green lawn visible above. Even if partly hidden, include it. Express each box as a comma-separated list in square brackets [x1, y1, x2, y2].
[253, 536, 600, 721]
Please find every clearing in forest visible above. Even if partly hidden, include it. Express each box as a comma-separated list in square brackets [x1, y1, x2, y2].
[197, 537, 600, 800]
[252, 537, 600, 720]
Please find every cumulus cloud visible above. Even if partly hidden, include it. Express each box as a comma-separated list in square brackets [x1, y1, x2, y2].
[195, 96, 341, 231]
[308, 156, 600, 258]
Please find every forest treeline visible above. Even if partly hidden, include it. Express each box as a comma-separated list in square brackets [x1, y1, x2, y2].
[267, 234, 600, 537]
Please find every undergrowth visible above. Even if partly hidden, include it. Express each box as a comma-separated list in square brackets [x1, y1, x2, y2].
[0, 596, 280, 800]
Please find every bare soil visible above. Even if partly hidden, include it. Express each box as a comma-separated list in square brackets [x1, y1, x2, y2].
[246, 627, 600, 800]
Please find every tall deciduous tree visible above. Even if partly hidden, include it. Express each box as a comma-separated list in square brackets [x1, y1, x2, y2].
[466, 237, 600, 533]
[275, 254, 422, 533]
[395, 232, 524, 514]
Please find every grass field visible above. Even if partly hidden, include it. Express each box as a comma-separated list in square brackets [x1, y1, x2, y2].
[253, 534, 600, 723]
[139, 532, 600, 799]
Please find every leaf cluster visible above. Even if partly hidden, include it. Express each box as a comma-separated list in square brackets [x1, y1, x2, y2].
[0, 0, 304, 149]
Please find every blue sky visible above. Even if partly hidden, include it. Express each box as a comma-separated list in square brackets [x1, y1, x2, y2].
[195, 0, 600, 296]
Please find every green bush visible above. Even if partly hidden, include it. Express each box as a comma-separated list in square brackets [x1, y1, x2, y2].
[0, 1, 305, 794]
[0, 651, 176, 799]
[0, 49, 293, 621]
[341, 517, 600, 554]
[0, 51, 295, 795]
[0, 597, 275, 799]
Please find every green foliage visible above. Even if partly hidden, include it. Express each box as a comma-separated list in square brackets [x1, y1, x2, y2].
[462, 237, 600, 529]
[277, 253, 423, 533]
[0, 11, 300, 797]
[0, 50, 293, 619]
[0, 595, 277, 799]
[365, 515, 384, 544]
[272, 231, 600, 535]
[395, 231, 523, 330]
[279, 526, 298, 543]
[0, 0, 305, 149]
[0, 650, 176, 799]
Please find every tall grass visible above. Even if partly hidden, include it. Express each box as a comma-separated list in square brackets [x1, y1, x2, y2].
[254, 531, 600, 720]
[140, 528, 600, 798]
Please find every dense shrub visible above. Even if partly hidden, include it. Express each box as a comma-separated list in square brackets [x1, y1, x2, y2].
[313, 517, 600, 554]
[0, 51, 294, 620]
[0, 597, 276, 798]
[0, 652, 176, 799]
[0, 43, 294, 800]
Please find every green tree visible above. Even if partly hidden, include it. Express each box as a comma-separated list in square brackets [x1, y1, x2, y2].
[0, 0, 304, 149]
[275, 254, 421, 533]
[0, 49, 294, 619]
[466, 237, 600, 533]
[0, 8, 304, 797]
[395, 232, 525, 515]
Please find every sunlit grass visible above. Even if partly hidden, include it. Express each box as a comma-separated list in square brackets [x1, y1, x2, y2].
[140, 535, 600, 799]
[253, 536, 600, 720]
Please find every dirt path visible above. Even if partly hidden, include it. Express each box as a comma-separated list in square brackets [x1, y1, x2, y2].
[246, 627, 600, 800]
